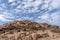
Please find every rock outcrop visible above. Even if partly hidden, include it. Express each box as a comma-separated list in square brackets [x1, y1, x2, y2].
[0, 20, 60, 40]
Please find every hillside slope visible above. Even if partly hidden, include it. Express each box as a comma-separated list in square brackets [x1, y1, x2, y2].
[0, 20, 60, 40]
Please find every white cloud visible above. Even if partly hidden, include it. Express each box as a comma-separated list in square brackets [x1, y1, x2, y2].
[37, 11, 60, 24]
[10, 0, 56, 14]
[40, 13, 49, 20]
[0, 3, 6, 9]
[37, 13, 51, 23]
[16, 0, 43, 13]
[0, 0, 60, 26]
[44, 0, 52, 4]
[18, 16, 33, 20]
[50, 0, 60, 8]
[0, 14, 6, 21]
[9, 0, 14, 3]
[41, 3, 48, 10]
[51, 12, 60, 23]
[32, 0, 42, 7]
[2, 12, 14, 19]
[0, 11, 14, 22]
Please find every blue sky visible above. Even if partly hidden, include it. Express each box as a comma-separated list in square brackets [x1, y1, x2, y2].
[0, 0, 60, 26]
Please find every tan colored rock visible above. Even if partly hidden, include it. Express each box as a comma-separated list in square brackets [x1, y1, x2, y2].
[0, 20, 60, 40]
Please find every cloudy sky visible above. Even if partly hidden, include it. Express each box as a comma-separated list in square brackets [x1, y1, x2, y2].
[0, 0, 60, 26]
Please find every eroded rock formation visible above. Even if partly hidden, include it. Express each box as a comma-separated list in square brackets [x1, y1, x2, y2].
[0, 20, 60, 40]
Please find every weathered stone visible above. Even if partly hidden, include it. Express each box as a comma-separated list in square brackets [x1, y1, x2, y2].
[0, 20, 59, 40]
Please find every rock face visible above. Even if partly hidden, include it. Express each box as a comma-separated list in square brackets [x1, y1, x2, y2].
[0, 20, 60, 40]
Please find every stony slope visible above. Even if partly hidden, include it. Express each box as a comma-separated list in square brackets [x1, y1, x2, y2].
[0, 20, 60, 40]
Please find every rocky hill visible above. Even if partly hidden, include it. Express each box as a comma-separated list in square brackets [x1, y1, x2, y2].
[0, 20, 60, 40]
